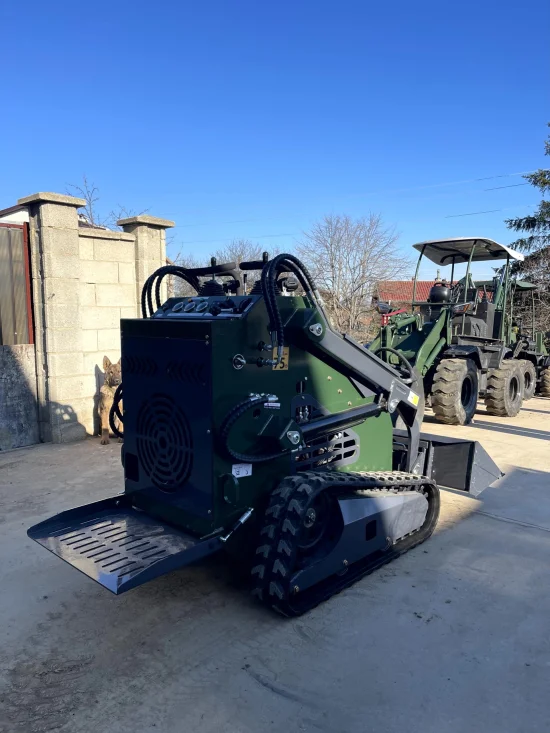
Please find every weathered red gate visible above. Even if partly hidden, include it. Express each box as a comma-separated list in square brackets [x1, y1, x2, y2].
[0, 223, 39, 450]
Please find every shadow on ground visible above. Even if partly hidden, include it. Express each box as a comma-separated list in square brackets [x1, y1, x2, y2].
[1, 438, 550, 733]
[465, 420, 550, 441]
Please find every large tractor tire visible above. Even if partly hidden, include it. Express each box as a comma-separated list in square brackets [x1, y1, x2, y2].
[539, 366, 550, 398]
[485, 360, 524, 417]
[431, 358, 479, 425]
[519, 360, 537, 401]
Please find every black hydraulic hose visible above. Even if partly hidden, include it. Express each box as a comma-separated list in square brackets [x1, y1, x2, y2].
[261, 268, 284, 358]
[219, 395, 293, 463]
[260, 261, 284, 358]
[141, 266, 200, 318]
[264, 255, 313, 304]
[283, 258, 333, 327]
[264, 260, 291, 361]
[154, 267, 200, 311]
[269, 254, 329, 322]
[142, 273, 156, 318]
[260, 253, 326, 364]
[371, 346, 414, 385]
[109, 384, 124, 439]
[152, 266, 200, 314]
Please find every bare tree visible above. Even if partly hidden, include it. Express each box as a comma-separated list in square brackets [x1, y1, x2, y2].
[212, 239, 264, 266]
[172, 240, 281, 297]
[67, 176, 149, 231]
[67, 175, 104, 227]
[170, 253, 203, 297]
[513, 246, 550, 337]
[105, 204, 150, 231]
[296, 214, 411, 341]
[213, 239, 280, 292]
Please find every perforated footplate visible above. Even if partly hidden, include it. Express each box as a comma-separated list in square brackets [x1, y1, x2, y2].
[28, 496, 221, 594]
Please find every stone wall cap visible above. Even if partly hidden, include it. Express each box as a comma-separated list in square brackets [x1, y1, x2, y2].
[17, 192, 87, 207]
[117, 214, 175, 229]
[78, 228, 135, 241]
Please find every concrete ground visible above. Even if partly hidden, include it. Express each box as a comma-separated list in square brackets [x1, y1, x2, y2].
[0, 398, 549, 733]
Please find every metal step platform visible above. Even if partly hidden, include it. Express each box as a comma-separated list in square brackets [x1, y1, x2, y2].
[27, 496, 222, 594]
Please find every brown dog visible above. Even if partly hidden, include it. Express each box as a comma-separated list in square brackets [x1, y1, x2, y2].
[99, 356, 122, 445]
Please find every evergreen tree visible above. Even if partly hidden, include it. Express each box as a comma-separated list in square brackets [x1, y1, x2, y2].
[506, 123, 550, 253]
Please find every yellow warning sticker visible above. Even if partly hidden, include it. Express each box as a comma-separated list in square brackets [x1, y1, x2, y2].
[408, 390, 419, 406]
[272, 346, 290, 370]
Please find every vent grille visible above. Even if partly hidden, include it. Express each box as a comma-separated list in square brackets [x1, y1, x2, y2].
[166, 360, 206, 385]
[136, 394, 193, 491]
[295, 429, 358, 471]
[122, 355, 158, 377]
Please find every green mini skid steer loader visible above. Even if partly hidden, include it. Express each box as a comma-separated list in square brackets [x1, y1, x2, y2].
[28, 254, 500, 615]
[369, 237, 538, 425]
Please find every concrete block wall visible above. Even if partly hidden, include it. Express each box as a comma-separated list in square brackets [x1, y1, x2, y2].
[78, 228, 137, 433]
[19, 192, 174, 443]
[22, 193, 85, 443]
[117, 214, 173, 308]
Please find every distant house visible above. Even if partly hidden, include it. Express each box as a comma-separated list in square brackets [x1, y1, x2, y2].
[373, 276, 492, 312]
[373, 279, 439, 308]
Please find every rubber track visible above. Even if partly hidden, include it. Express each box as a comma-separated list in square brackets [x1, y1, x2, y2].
[251, 470, 440, 617]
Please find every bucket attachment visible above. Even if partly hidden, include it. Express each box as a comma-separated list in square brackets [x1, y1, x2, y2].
[393, 430, 502, 496]
[27, 496, 222, 594]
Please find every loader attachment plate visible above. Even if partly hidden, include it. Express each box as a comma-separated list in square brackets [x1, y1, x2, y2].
[27, 496, 222, 594]
[393, 430, 502, 496]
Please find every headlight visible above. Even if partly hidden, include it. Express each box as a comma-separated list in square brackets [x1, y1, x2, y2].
[451, 302, 474, 315]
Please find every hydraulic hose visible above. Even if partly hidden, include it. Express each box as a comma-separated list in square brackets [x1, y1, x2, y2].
[260, 264, 284, 362]
[371, 346, 414, 385]
[141, 266, 200, 318]
[219, 395, 293, 463]
[108, 384, 124, 439]
[153, 267, 200, 311]
[260, 253, 329, 365]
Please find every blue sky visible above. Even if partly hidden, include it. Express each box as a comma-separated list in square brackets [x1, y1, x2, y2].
[1, 0, 548, 280]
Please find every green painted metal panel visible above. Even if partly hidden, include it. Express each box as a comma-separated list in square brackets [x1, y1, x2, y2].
[206, 296, 393, 528]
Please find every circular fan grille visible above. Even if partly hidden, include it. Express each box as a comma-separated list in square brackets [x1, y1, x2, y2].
[136, 394, 193, 492]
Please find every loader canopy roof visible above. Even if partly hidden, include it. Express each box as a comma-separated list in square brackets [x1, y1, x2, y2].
[512, 280, 538, 291]
[412, 237, 524, 265]
[474, 279, 537, 290]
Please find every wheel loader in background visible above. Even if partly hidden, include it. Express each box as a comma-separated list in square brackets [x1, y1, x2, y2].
[369, 237, 550, 425]
[27, 254, 500, 616]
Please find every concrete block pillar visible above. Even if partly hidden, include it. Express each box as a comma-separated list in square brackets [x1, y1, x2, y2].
[18, 192, 87, 442]
[117, 215, 175, 315]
